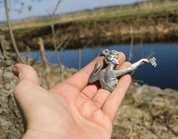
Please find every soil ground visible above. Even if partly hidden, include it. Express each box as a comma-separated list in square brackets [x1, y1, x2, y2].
[32, 62, 178, 139]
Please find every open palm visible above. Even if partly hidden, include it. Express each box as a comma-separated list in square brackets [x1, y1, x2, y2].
[13, 52, 131, 139]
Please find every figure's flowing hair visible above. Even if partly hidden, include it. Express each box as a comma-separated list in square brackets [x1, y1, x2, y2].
[101, 49, 119, 65]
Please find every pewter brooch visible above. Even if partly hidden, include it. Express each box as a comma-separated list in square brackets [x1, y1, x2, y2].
[89, 49, 157, 92]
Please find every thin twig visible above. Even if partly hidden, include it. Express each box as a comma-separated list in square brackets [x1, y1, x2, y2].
[52, 0, 62, 16]
[147, 52, 154, 59]
[91, 21, 99, 58]
[30, 56, 38, 66]
[61, 37, 72, 50]
[4, 0, 25, 63]
[91, 42, 97, 57]
[46, 0, 62, 66]
[132, 79, 144, 83]
[64, 22, 96, 70]
[37, 37, 51, 90]
[45, 9, 51, 17]
[141, 44, 144, 58]
[128, 36, 134, 61]
[129, 43, 142, 62]
[64, 37, 94, 70]
[146, 49, 153, 58]
[78, 49, 81, 70]
[58, 37, 73, 80]
[46, 0, 64, 81]
[57, 38, 66, 49]
[25, 46, 30, 65]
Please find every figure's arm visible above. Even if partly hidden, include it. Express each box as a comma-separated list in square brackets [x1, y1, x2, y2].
[89, 62, 101, 83]
[113, 58, 151, 77]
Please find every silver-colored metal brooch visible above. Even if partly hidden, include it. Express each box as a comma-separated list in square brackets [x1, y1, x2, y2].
[89, 49, 157, 92]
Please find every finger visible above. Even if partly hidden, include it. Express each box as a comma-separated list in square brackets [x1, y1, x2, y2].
[91, 62, 131, 109]
[12, 63, 40, 85]
[61, 52, 126, 93]
[91, 88, 111, 109]
[12, 64, 40, 98]
[80, 81, 100, 100]
[102, 62, 131, 122]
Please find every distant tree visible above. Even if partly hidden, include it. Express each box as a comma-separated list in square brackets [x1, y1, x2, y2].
[0, 0, 33, 13]
[0, 0, 45, 63]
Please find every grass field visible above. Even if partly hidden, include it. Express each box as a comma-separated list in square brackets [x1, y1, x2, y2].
[1, 1, 178, 32]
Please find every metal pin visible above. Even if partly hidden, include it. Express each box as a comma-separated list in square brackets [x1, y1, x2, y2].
[89, 49, 157, 92]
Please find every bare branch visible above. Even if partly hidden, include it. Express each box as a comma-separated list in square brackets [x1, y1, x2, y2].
[30, 56, 38, 66]
[64, 37, 94, 70]
[132, 79, 144, 83]
[57, 37, 68, 49]
[141, 44, 144, 58]
[91, 42, 97, 57]
[64, 21, 96, 70]
[146, 49, 153, 58]
[60, 49, 64, 81]
[47, 0, 63, 66]
[129, 43, 141, 62]
[52, 0, 62, 16]
[25, 45, 30, 65]
[45, 8, 51, 17]
[61, 37, 72, 50]
[46, 0, 65, 81]
[147, 52, 155, 59]
[78, 49, 81, 70]
[128, 36, 134, 61]
[92, 21, 100, 58]
[52, 25, 61, 66]
[4, 0, 25, 63]
[37, 37, 51, 90]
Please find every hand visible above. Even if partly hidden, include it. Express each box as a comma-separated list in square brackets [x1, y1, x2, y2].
[143, 58, 150, 63]
[12, 52, 131, 139]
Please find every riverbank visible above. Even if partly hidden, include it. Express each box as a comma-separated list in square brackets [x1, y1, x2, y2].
[1, 55, 178, 138]
[33, 61, 178, 139]
[1, 2, 178, 52]
[1, 24, 178, 138]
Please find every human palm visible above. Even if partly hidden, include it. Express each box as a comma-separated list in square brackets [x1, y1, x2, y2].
[13, 52, 131, 139]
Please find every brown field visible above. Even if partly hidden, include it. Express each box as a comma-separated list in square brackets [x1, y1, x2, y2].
[1, 1, 178, 31]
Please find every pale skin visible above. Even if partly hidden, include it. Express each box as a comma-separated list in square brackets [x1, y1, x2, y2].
[12, 52, 131, 139]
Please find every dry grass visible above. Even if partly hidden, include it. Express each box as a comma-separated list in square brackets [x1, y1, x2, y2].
[1, 1, 178, 31]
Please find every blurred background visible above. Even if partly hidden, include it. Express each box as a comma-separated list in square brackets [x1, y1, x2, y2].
[0, 0, 178, 138]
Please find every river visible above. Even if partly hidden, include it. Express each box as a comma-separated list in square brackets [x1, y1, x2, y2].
[16, 43, 178, 91]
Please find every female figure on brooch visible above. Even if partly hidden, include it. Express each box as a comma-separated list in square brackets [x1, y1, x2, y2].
[89, 49, 157, 92]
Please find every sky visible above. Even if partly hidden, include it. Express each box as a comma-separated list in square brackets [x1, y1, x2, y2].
[0, 0, 144, 22]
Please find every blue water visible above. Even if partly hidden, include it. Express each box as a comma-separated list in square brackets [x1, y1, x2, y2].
[16, 43, 178, 91]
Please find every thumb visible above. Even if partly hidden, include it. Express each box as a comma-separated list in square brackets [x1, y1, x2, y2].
[12, 63, 40, 85]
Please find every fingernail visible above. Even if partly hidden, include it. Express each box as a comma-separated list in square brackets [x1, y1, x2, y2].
[12, 65, 19, 77]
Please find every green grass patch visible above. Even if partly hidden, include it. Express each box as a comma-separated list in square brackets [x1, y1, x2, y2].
[1, 24, 8, 28]
[140, 102, 149, 109]
[134, 132, 141, 139]
[33, 16, 60, 24]
[2, 1, 178, 34]
[125, 90, 134, 100]
[170, 1, 178, 3]
[42, 18, 51, 23]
